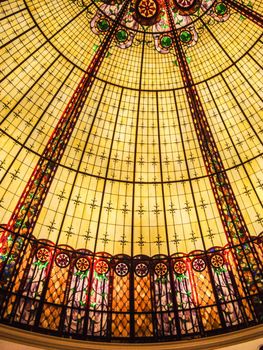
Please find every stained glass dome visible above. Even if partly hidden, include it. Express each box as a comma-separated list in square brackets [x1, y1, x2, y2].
[0, 0, 262, 343]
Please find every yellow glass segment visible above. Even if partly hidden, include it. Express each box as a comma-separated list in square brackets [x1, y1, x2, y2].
[0, 0, 262, 258]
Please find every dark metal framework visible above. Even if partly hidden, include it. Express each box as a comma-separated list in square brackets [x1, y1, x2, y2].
[0, 0, 263, 343]
[164, 0, 263, 319]
[0, 230, 262, 341]
[0, 0, 131, 292]
[226, 0, 263, 28]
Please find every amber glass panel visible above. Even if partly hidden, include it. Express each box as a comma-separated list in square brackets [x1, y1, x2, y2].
[112, 272, 130, 337]
[14, 243, 51, 325]
[39, 251, 71, 330]
[134, 273, 153, 336]
[3, 241, 32, 320]
[112, 314, 130, 338]
[134, 314, 153, 337]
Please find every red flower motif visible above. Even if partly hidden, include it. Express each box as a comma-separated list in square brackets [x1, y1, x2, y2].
[192, 257, 206, 272]
[36, 247, 49, 262]
[210, 254, 224, 268]
[135, 262, 149, 277]
[138, 0, 157, 18]
[76, 257, 90, 272]
[173, 260, 187, 275]
[154, 262, 168, 277]
[95, 259, 109, 274]
[115, 262, 129, 276]
[55, 253, 70, 268]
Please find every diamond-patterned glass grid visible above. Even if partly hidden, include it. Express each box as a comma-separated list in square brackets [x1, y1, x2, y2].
[200, 306, 221, 331]
[111, 313, 130, 337]
[39, 258, 70, 329]
[192, 267, 221, 330]
[3, 241, 32, 320]
[40, 304, 63, 330]
[227, 249, 254, 321]
[134, 313, 153, 337]
[193, 268, 216, 306]
[112, 273, 130, 312]
[134, 274, 152, 312]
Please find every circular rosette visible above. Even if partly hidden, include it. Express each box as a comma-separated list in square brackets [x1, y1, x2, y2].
[134, 0, 161, 26]
[36, 247, 50, 262]
[75, 257, 90, 272]
[135, 262, 149, 277]
[95, 259, 109, 275]
[154, 262, 168, 277]
[115, 262, 129, 276]
[55, 253, 70, 268]
[173, 260, 187, 275]
[192, 257, 206, 272]
[210, 253, 224, 268]
[173, 0, 202, 15]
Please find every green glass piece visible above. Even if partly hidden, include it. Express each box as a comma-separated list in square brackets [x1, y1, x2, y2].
[93, 44, 99, 52]
[97, 19, 109, 32]
[116, 30, 128, 42]
[161, 36, 172, 48]
[180, 31, 192, 43]
[215, 3, 227, 15]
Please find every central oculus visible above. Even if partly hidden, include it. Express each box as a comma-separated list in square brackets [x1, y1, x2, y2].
[134, 0, 202, 26]
[134, 0, 160, 25]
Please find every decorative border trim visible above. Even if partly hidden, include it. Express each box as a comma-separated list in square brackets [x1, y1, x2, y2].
[0, 324, 262, 350]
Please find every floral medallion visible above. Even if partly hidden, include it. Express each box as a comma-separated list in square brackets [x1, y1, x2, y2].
[36, 247, 50, 262]
[192, 257, 206, 271]
[75, 257, 90, 272]
[55, 253, 70, 268]
[134, 0, 160, 25]
[173, 260, 187, 274]
[95, 259, 109, 274]
[115, 262, 129, 276]
[154, 262, 168, 276]
[173, 0, 202, 15]
[135, 262, 149, 277]
[210, 253, 224, 268]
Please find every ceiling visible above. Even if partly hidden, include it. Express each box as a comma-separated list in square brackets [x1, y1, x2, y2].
[0, 0, 262, 257]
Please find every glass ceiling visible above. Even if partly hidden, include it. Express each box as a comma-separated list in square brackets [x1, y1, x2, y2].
[0, 0, 263, 343]
[0, 0, 262, 258]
